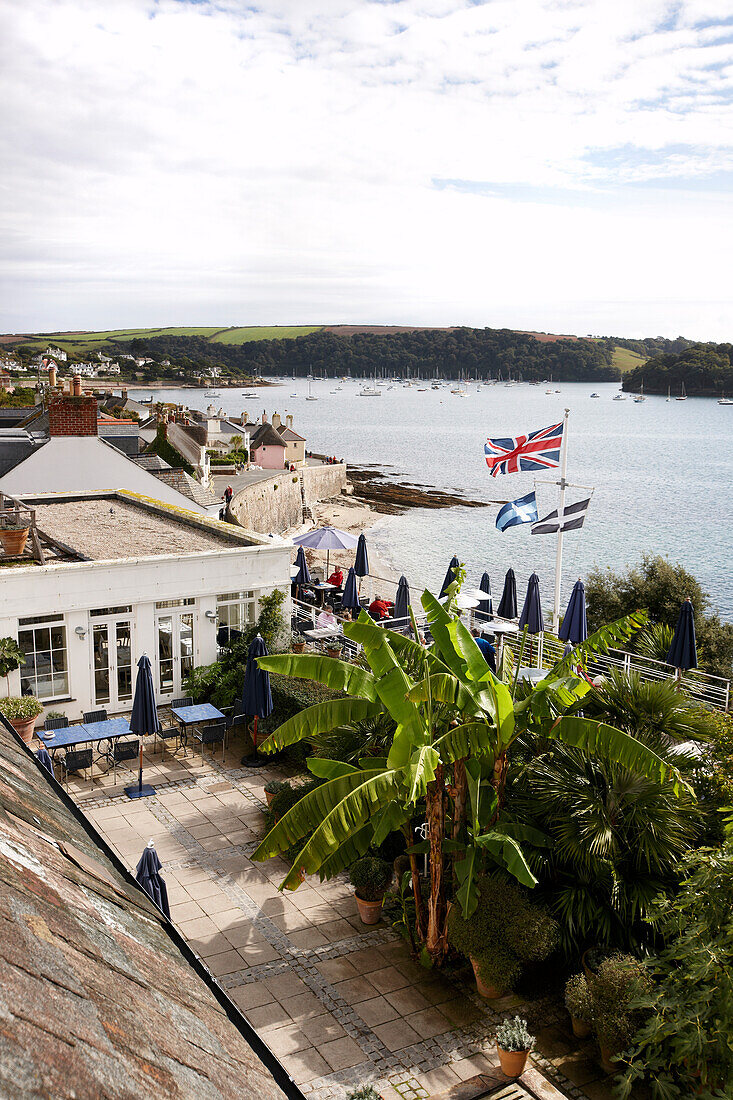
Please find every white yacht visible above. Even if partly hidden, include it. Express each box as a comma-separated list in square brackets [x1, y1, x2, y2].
[359, 385, 381, 397]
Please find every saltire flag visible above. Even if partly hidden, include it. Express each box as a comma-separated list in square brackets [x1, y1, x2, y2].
[532, 496, 591, 535]
[496, 491, 538, 532]
[484, 422, 563, 477]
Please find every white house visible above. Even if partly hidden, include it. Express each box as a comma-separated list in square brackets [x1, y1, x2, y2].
[0, 489, 290, 720]
[46, 346, 68, 361]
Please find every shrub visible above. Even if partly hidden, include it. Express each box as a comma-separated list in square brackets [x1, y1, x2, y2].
[264, 778, 289, 797]
[589, 954, 650, 1053]
[496, 1016, 535, 1053]
[565, 974, 593, 1023]
[349, 856, 393, 901]
[0, 696, 44, 720]
[346, 1088, 381, 1100]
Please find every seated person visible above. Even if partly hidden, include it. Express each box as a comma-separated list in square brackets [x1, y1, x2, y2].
[471, 628, 496, 672]
[316, 608, 338, 630]
[327, 567, 344, 591]
[369, 594, 393, 620]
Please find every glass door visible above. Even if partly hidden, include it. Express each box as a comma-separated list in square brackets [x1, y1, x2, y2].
[156, 608, 196, 699]
[91, 615, 134, 710]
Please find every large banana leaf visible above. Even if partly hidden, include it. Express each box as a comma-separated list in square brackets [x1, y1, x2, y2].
[258, 652, 378, 699]
[406, 744, 440, 805]
[434, 721, 496, 768]
[317, 823, 374, 880]
[258, 696, 382, 753]
[549, 611, 648, 678]
[407, 674, 479, 715]
[549, 716, 688, 794]
[474, 831, 538, 888]
[307, 758, 360, 780]
[421, 590, 492, 686]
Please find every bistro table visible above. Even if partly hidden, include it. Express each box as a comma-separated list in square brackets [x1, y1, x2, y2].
[171, 703, 226, 752]
[311, 581, 336, 607]
[480, 619, 519, 662]
[517, 666, 548, 685]
[304, 625, 342, 641]
[41, 717, 132, 780]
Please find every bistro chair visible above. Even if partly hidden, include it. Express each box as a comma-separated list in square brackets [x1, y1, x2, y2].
[193, 720, 226, 762]
[157, 715, 186, 759]
[44, 716, 69, 731]
[61, 748, 93, 786]
[171, 696, 193, 709]
[112, 737, 140, 781]
[219, 700, 244, 749]
[83, 709, 108, 725]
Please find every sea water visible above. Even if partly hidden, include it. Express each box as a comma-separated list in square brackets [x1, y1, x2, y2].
[132, 381, 733, 621]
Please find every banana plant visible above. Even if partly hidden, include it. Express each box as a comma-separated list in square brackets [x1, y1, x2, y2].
[253, 592, 686, 965]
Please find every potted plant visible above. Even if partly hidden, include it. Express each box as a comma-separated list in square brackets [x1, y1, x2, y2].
[582, 946, 611, 980]
[589, 954, 650, 1074]
[264, 778, 289, 808]
[0, 514, 30, 556]
[326, 643, 342, 660]
[495, 1015, 535, 1078]
[565, 973, 593, 1038]
[291, 633, 306, 654]
[349, 855, 393, 924]
[0, 696, 44, 744]
[0, 636, 25, 693]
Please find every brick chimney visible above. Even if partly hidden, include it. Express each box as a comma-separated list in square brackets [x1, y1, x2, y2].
[48, 364, 57, 387]
[49, 394, 99, 437]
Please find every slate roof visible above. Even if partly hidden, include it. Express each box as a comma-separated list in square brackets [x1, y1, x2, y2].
[0, 432, 48, 476]
[153, 468, 217, 507]
[0, 715, 297, 1100]
[250, 423, 286, 450]
[277, 425, 306, 442]
[133, 453, 172, 471]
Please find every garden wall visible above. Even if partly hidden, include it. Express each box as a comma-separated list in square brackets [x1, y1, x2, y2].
[230, 463, 346, 535]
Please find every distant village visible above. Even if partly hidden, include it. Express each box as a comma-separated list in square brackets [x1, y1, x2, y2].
[0, 343, 227, 386]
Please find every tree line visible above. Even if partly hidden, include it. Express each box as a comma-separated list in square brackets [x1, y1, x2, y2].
[623, 342, 733, 396]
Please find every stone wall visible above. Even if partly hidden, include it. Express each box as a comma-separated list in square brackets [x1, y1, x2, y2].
[230, 463, 347, 535]
[301, 462, 347, 508]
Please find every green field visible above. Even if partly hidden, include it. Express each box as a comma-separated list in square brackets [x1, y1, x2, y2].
[611, 346, 647, 373]
[211, 326, 323, 344]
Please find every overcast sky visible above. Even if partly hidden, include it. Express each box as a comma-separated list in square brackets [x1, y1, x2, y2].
[1, 0, 732, 338]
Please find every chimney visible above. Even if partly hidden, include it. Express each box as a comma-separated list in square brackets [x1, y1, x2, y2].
[48, 364, 57, 387]
[72, 374, 82, 396]
[120, 388, 127, 402]
[242, 410, 249, 424]
[261, 412, 267, 424]
[286, 414, 293, 429]
[49, 393, 99, 438]
[272, 411, 281, 429]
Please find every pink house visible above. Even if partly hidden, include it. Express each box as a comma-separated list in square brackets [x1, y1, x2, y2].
[249, 421, 286, 469]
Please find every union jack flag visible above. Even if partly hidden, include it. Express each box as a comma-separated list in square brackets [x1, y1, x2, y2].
[484, 422, 564, 477]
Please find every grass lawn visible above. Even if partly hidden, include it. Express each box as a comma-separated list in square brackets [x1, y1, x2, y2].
[20, 327, 227, 351]
[611, 346, 647, 373]
[211, 326, 323, 344]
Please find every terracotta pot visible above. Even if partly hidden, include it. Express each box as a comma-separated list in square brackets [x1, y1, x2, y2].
[265, 790, 275, 808]
[292, 642, 306, 654]
[571, 1016, 592, 1039]
[470, 957, 504, 999]
[496, 1045, 529, 1078]
[599, 1043, 620, 1075]
[581, 948, 598, 980]
[0, 527, 29, 556]
[355, 893, 383, 924]
[10, 715, 37, 745]
[326, 647, 341, 659]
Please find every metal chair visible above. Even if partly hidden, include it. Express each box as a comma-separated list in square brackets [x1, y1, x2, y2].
[44, 716, 69, 731]
[83, 709, 108, 725]
[61, 748, 93, 785]
[171, 697, 193, 709]
[192, 720, 226, 762]
[111, 738, 140, 780]
[219, 701, 244, 750]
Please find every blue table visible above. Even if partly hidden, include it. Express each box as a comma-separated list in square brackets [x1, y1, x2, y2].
[171, 703, 225, 754]
[40, 717, 132, 781]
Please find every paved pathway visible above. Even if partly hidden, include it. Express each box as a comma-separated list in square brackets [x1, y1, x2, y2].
[66, 735, 615, 1100]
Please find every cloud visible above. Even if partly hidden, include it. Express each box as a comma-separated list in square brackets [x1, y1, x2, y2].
[0, 0, 731, 337]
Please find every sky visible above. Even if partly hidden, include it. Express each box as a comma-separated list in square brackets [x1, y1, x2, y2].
[1, 0, 732, 339]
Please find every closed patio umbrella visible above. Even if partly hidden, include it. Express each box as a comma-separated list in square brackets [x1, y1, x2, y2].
[477, 572, 493, 618]
[439, 556, 460, 598]
[497, 568, 517, 619]
[393, 575, 410, 627]
[293, 525, 358, 579]
[135, 840, 170, 919]
[341, 566, 360, 613]
[240, 634, 274, 768]
[127, 654, 160, 800]
[519, 573, 543, 665]
[354, 533, 369, 577]
[558, 579, 587, 645]
[294, 546, 311, 586]
[666, 598, 697, 681]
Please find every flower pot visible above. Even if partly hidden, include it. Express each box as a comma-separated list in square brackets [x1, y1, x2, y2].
[10, 715, 37, 745]
[0, 527, 29, 556]
[265, 790, 275, 808]
[355, 893, 383, 924]
[496, 1045, 529, 1078]
[582, 948, 599, 980]
[599, 1043, 620, 1075]
[570, 1016, 592, 1039]
[292, 642, 306, 654]
[326, 647, 341, 659]
[470, 957, 504, 999]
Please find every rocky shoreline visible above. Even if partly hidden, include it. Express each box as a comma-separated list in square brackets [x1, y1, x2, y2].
[346, 463, 505, 515]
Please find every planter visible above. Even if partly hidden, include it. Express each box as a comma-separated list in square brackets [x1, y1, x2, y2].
[599, 1043, 620, 1075]
[582, 948, 600, 980]
[471, 957, 504, 999]
[570, 1016, 592, 1039]
[292, 641, 306, 654]
[326, 647, 341, 659]
[265, 790, 276, 808]
[355, 893, 384, 925]
[496, 1045, 529, 1078]
[0, 527, 29, 556]
[10, 715, 37, 745]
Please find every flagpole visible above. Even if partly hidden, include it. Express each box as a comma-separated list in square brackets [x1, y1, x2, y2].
[552, 408, 570, 634]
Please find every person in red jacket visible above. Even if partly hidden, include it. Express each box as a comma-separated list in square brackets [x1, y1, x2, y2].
[369, 595, 392, 620]
[327, 567, 344, 590]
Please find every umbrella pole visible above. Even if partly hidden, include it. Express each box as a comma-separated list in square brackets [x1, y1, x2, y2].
[125, 736, 155, 799]
[252, 715, 258, 752]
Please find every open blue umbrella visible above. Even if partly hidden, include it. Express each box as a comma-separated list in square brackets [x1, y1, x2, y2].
[241, 634, 274, 767]
[477, 572, 493, 618]
[136, 841, 170, 919]
[558, 579, 587, 644]
[393, 575, 410, 627]
[666, 599, 697, 678]
[497, 568, 517, 618]
[439, 556, 460, 598]
[127, 654, 160, 800]
[341, 566, 360, 613]
[294, 546, 311, 586]
[293, 525, 357, 578]
[354, 533, 369, 577]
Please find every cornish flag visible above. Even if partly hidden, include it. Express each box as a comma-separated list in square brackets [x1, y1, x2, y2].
[496, 491, 538, 532]
[484, 422, 563, 477]
[532, 496, 591, 535]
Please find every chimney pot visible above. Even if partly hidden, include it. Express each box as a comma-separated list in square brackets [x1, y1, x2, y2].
[72, 374, 82, 396]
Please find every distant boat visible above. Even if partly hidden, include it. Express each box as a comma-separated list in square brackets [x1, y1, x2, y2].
[634, 381, 645, 403]
[613, 393, 626, 401]
[590, 392, 600, 398]
[676, 382, 687, 401]
[290, 392, 298, 397]
[359, 386, 381, 397]
[666, 386, 671, 402]
[242, 391, 257, 398]
[306, 379, 317, 401]
[719, 394, 733, 405]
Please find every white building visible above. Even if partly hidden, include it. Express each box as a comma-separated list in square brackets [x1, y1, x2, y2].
[0, 490, 290, 720]
[46, 346, 68, 361]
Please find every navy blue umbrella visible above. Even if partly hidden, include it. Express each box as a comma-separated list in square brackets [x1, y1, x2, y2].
[354, 533, 369, 585]
[341, 566, 360, 613]
[439, 556, 460, 598]
[497, 568, 517, 619]
[519, 573, 543, 634]
[666, 599, 697, 675]
[294, 546, 311, 586]
[558, 579, 587, 644]
[477, 572, 493, 618]
[128, 654, 160, 800]
[35, 747, 53, 775]
[241, 634, 274, 767]
[136, 842, 170, 919]
[393, 575, 410, 627]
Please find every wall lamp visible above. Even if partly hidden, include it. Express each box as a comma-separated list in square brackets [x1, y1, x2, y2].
[204, 610, 217, 621]
[74, 626, 87, 639]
